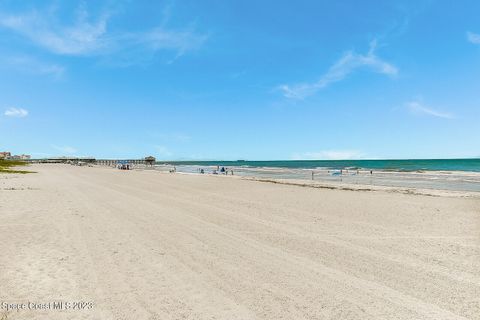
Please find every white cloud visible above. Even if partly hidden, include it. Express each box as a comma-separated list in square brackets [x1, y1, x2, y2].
[291, 150, 365, 160]
[0, 10, 109, 55]
[467, 31, 480, 45]
[406, 101, 454, 119]
[280, 40, 398, 99]
[4, 107, 28, 117]
[0, 5, 207, 62]
[52, 145, 77, 154]
[3, 55, 64, 78]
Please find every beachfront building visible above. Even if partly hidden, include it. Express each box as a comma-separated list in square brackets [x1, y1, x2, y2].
[0, 152, 11, 159]
[0, 152, 31, 160]
[9, 154, 31, 160]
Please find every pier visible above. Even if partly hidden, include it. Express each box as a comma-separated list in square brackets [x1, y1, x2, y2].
[27, 156, 156, 166]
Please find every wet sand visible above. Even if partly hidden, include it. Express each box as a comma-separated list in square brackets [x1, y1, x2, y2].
[1, 164, 479, 319]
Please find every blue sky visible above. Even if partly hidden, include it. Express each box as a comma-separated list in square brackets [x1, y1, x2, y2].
[1, 0, 479, 160]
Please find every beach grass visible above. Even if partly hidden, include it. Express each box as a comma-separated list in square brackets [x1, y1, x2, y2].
[0, 159, 34, 174]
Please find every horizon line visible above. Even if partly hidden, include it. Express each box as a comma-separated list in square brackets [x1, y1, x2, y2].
[25, 156, 480, 161]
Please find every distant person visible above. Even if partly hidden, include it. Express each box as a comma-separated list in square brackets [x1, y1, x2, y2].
[200, 169, 204, 174]
[370, 170, 373, 175]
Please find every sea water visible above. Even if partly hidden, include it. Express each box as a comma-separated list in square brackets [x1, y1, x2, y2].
[154, 159, 480, 192]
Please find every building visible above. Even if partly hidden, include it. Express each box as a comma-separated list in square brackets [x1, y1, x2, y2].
[0, 152, 31, 160]
[9, 154, 31, 160]
[0, 152, 11, 159]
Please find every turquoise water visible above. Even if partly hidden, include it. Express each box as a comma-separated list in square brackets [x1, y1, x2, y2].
[159, 159, 480, 172]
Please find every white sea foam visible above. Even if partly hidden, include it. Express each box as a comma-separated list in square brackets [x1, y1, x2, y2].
[159, 164, 480, 192]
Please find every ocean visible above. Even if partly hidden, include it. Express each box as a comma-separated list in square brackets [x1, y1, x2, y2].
[159, 159, 480, 172]
[154, 159, 480, 192]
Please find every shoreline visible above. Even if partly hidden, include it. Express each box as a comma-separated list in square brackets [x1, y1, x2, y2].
[141, 163, 480, 195]
[245, 176, 480, 199]
[165, 170, 480, 198]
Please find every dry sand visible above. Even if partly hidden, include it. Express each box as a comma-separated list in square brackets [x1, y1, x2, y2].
[0, 164, 479, 320]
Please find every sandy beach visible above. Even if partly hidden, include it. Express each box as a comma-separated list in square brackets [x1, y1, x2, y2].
[1, 164, 479, 320]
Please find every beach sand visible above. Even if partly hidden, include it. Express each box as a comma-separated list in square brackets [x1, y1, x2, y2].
[0, 164, 479, 319]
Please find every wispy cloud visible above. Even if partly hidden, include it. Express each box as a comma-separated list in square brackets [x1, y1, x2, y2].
[467, 31, 480, 45]
[291, 150, 365, 160]
[0, 4, 207, 63]
[406, 101, 454, 119]
[0, 8, 109, 55]
[279, 40, 398, 99]
[52, 145, 77, 154]
[4, 107, 28, 117]
[3, 55, 64, 78]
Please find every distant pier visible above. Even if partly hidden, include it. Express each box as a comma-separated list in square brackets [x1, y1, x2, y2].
[27, 156, 156, 166]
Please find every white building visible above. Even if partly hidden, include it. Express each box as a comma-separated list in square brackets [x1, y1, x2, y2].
[1, 153, 31, 160]
[0, 152, 11, 159]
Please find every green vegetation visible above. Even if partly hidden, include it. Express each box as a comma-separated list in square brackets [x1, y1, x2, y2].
[0, 159, 34, 174]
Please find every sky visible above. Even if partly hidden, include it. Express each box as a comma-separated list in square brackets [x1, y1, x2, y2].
[1, 0, 479, 160]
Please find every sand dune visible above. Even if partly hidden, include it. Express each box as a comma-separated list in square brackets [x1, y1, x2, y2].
[1, 164, 479, 319]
